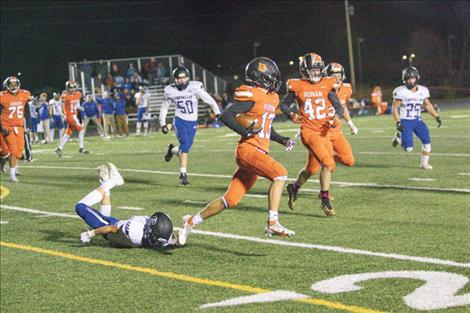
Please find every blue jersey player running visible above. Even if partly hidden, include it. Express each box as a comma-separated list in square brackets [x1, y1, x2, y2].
[392, 66, 442, 169]
[159, 66, 221, 185]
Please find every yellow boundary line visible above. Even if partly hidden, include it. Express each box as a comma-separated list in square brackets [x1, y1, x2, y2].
[1, 241, 390, 313]
[0, 185, 10, 200]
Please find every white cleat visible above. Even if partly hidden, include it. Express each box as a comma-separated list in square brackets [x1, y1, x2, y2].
[178, 215, 193, 246]
[9, 175, 19, 183]
[107, 163, 124, 186]
[265, 221, 295, 237]
[97, 164, 111, 183]
[420, 164, 433, 170]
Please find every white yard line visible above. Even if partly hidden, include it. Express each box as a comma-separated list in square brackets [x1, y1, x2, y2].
[117, 206, 145, 211]
[408, 178, 436, 182]
[24, 165, 470, 194]
[0, 220, 8, 224]
[450, 115, 470, 119]
[183, 200, 207, 204]
[1, 204, 469, 269]
[357, 151, 470, 157]
[458, 173, 470, 176]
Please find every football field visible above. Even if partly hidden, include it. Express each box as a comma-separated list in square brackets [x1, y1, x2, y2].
[1, 108, 469, 313]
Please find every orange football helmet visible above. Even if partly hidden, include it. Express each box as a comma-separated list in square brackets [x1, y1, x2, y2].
[299, 52, 324, 83]
[325, 62, 346, 83]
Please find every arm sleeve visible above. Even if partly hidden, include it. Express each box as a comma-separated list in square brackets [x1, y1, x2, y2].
[159, 99, 171, 127]
[219, 101, 255, 136]
[198, 90, 221, 115]
[328, 91, 343, 119]
[270, 127, 288, 144]
[279, 91, 297, 118]
[24, 102, 31, 129]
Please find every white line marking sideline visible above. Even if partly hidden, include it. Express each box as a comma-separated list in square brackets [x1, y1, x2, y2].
[23, 165, 470, 194]
[408, 178, 436, 182]
[0, 220, 8, 224]
[1, 204, 469, 269]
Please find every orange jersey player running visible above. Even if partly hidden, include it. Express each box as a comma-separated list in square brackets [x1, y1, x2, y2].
[0, 76, 31, 182]
[280, 52, 345, 217]
[55, 81, 89, 157]
[178, 57, 296, 245]
[292, 63, 358, 198]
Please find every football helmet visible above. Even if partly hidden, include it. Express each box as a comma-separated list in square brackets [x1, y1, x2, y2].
[65, 80, 77, 93]
[173, 66, 191, 91]
[300, 52, 324, 83]
[3, 76, 21, 94]
[143, 212, 174, 249]
[402, 66, 420, 89]
[245, 56, 281, 93]
[325, 62, 346, 83]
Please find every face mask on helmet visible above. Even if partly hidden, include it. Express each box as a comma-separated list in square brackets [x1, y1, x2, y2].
[66, 81, 77, 93]
[143, 212, 174, 249]
[173, 67, 190, 91]
[326, 63, 346, 83]
[402, 67, 420, 89]
[3, 76, 21, 94]
[245, 57, 282, 93]
[300, 54, 324, 84]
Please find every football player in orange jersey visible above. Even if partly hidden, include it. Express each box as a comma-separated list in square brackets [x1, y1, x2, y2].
[54, 81, 89, 157]
[280, 52, 344, 216]
[371, 86, 388, 115]
[178, 57, 296, 245]
[287, 63, 358, 203]
[0, 76, 31, 182]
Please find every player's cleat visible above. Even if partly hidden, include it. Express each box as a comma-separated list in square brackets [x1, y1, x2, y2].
[9, 175, 19, 183]
[420, 164, 433, 170]
[108, 163, 124, 186]
[317, 192, 334, 201]
[55, 148, 62, 157]
[15, 169, 22, 176]
[286, 184, 298, 210]
[165, 144, 175, 162]
[179, 173, 190, 186]
[265, 221, 295, 237]
[178, 215, 193, 246]
[97, 164, 111, 183]
[392, 132, 401, 148]
[79, 148, 90, 154]
[321, 197, 336, 217]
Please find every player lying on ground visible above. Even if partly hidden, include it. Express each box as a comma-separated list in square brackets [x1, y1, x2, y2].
[178, 57, 296, 246]
[76, 163, 176, 248]
[392, 66, 441, 170]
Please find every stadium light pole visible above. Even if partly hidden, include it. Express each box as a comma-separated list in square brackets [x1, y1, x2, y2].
[253, 42, 261, 58]
[344, 0, 356, 92]
[357, 37, 364, 86]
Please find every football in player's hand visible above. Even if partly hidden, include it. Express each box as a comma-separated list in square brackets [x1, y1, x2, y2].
[234, 114, 263, 132]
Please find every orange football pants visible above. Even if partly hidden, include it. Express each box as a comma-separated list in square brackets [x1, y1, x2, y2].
[305, 128, 355, 174]
[66, 116, 83, 136]
[300, 128, 336, 174]
[0, 126, 25, 159]
[223, 142, 288, 207]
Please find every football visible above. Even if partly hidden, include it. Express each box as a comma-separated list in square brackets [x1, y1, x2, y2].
[234, 113, 263, 132]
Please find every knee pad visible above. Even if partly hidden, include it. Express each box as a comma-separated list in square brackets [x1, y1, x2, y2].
[422, 143, 431, 153]
[405, 147, 413, 153]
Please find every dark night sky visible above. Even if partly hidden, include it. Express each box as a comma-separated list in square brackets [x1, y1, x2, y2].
[0, 1, 464, 92]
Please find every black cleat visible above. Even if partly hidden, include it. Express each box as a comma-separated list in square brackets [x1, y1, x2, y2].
[392, 132, 401, 148]
[321, 197, 336, 217]
[55, 148, 62, 158]
[286, 183, 298, 211]
[165, 144, 174, 162]
[179, 173, 190, 186]
[0, 157, 7, 173]
[79, 148, 90, 154]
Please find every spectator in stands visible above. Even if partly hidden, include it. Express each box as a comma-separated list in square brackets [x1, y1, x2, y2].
[156, 62, 168, 84]
[94, 73, 104, 91]
[144, 57, 158, 85]
[113, 92, 129, 137]
[131, 72, 142, 89]
[371, 86, 389, 115]
[221, 92, 232, 110]
[80, 59, 93, 85]
[82, 95, 105, 138]
[126, 63, 137, 79]
[94, 59, 108, 78]
[38, 93, 51, 144]
[104, 73, 114, 91]
[111, 63, 121, 77]
[114, 74, 124, 90]
[97, 92, 116, 138]
[123, 88, 135, 109]
[122, 77, 133, 92]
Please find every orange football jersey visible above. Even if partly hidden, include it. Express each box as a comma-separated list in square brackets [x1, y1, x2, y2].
[331, 82, 353, 128]
[62, 91, 82, 118]
[0, 89, 31, 127]
[287, 77, 337, 131]
[234, 84, 279, 153]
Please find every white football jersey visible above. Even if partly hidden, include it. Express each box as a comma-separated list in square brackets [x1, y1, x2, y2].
[106, 215, 149, 248]
[135, 92, 150, 108]
[160, 81, 220, 124]
[393, 85, 430, 120]
[49, 99, 63, 116]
